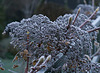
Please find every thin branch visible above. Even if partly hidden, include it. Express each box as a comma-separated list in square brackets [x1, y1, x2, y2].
[79, 7, 99, 28]
[87, 27, 100, 33]
[25, 57, 29, 73]
[25, 31, 30, 73]
[72, 8, 81, 25]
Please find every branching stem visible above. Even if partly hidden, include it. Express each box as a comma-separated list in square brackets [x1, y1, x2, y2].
[87, 27, 100, 33]
[72, 8, 81, 25]
[79, 7, 99, 28]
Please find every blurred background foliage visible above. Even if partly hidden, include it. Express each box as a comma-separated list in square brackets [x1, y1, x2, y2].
[0, 0, 100, 59]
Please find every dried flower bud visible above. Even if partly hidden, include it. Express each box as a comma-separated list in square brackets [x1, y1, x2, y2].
[12, 56, 18, 62]
[23, 49, 28, 55]
[13, 65, 19, 69]
[96, 7, 99, 12]
[65, 41, 70, 45]
[23, 55, 27, 61]
[47, 46, 52, 52]
[0, 67, 5, 70]
[32, 60, 38, 66]
[27, 31, 30, 34]
[84, 55, 91, 61]
[45, 55, 51, 63]
[20, 52, 24, 56]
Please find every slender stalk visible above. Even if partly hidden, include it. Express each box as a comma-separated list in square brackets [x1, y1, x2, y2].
[72, 8, 81, 25]
[79, 7, 99, 28]
[87, 27, 100, 33]
[25, 57, 29, 73]
[25, 31, 30, 73]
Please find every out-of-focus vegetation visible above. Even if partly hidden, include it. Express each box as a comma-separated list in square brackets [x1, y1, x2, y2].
[0, 58, 25, 73]
[0, 59, 14, 73]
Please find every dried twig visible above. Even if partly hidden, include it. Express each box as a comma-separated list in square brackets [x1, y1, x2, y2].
[87, 27, 100, 33]
[25, 31, 30, 73]
[72, 8, 81, 25]
[79, 7, 99, 28]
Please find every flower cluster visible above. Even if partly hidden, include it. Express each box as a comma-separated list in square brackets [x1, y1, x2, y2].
[56, 14, 98, 40]
[3, 13, 100, 73]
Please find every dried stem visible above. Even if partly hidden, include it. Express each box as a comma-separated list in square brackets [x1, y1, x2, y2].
[72, 8, 81, 25]
[87, 27, 100, 33]
[25, 31, 30, 73]
[79, 7, 99, 28]
[25, 57, 29, 73]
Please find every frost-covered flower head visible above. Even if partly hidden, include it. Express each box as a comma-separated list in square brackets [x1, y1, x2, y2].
[55, 14, 98, 40]
[3, 13, 100, 73]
